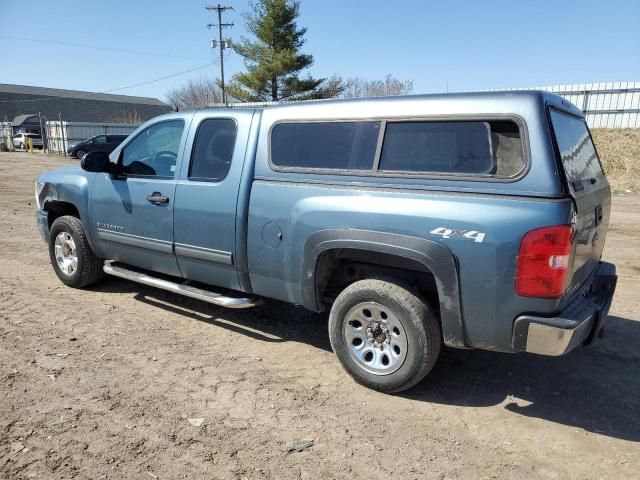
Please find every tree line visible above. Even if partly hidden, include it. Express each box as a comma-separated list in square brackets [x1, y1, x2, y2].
[166, 0, 414, 110]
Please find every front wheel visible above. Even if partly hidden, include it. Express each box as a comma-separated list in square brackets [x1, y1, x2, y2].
[48, 215, 104, 288]
[329, 278, 441, 393]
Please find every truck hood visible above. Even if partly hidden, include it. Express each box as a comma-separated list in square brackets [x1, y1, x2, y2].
[38, 164, 89, 182]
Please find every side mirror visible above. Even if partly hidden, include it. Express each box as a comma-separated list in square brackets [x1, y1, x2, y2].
[81, 151, 113, 173]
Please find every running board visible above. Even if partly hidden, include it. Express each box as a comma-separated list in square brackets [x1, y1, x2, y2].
[103, 262, 260, 309]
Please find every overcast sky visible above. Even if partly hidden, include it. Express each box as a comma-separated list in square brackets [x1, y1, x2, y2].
[1, 0, 639, 101]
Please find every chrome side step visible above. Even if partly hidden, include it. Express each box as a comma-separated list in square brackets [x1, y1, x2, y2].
[103, 262, 261, 309]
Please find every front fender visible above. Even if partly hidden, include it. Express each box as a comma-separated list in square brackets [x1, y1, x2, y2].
[300, 229, 467, 348]
[37, 166, 99, 253]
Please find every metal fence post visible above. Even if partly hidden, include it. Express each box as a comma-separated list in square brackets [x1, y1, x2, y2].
[38, 112, 47, 154]
[58, 113, 67, 156]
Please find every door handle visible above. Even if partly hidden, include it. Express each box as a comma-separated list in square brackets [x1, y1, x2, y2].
[146, 192, 169, 204]
[595, 205, 603, 226]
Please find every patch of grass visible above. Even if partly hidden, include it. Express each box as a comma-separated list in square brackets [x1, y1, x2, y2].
[591, 129, 640, 193]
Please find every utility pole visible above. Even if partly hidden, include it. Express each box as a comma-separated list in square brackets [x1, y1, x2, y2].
[206, 4, 233, 104]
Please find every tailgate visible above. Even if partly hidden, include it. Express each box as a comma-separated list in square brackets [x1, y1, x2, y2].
[549, 108, 610, 299]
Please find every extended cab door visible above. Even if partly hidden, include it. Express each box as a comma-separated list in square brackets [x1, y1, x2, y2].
[173, 111, 255, 291]
[90, 118, 190, 276]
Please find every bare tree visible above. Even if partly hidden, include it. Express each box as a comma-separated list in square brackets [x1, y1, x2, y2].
[107, 110, 142, 125]
[165, 78, 224, 111]
[339, 75, 414, 98]
[320, 75, 346, 99]
[166, 74, 412, 107]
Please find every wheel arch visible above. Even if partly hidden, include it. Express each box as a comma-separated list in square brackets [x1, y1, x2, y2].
[301, 229, 467, 348]
[44, 200, 81, 228]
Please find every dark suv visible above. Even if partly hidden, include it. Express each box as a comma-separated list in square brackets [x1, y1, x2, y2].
[67, 134, 129, 159]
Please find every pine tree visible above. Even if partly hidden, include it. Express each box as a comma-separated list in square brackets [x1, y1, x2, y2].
[227, 0, 338, 102]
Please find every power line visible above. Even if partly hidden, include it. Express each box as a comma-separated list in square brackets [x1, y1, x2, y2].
[104, 63, 214, 92]
[0, 63, 214, 103]
[0, 35, 209, 61]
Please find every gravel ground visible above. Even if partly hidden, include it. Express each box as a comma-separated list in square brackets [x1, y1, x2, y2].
[1, 152, 639, 479]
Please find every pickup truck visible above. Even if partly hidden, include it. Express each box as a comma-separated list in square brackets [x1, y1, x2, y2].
[35, 91, 617, 392]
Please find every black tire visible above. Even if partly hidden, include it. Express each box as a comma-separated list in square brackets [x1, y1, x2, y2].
[328, 278, 441, 393]
[48, 215, 104, 288]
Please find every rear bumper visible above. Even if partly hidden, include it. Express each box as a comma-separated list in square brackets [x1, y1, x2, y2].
[512, 261, 617, 356]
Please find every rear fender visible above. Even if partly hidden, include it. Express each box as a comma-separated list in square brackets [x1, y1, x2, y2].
[301, 229, 466, 348]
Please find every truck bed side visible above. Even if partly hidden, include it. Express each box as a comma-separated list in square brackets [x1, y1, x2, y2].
[247, 182, 574, 351]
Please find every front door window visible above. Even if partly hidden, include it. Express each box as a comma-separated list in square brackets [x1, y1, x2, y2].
[121, 120, 184, 178]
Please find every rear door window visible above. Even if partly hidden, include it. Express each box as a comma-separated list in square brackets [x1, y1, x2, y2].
[549, 110, 604, 191]
[188, 118, 237, 181]
[271, 121, 380, 170]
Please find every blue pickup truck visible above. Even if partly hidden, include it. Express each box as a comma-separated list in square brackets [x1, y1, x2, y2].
[35, 91, 617, 392]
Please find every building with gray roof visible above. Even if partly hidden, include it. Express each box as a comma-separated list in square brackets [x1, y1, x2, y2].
[0, 83, 172, 128]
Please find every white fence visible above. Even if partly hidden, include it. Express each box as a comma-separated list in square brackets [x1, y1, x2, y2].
[477, 81, 640, 128]
[541, 82, 640, 128]
[0, 122, 12, 151]
[45, 121, 139, 154]
[212, 81, 640, 129]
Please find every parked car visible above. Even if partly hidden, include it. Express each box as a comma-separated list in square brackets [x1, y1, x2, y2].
[67, 134, 128, 159]
[34, 92, 617, 392]
[13, 133, 43, 149]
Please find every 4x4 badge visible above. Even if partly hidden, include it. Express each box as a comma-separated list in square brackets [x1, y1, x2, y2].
[429, 227, 486, 243]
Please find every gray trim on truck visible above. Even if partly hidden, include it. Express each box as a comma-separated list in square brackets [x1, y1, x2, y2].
[97, 229, 173, 254]
[301, 229, 466, 348]
[175, 243, 233, 265]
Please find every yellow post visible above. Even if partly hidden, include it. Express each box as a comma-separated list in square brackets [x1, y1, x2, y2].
[26, 137, 33, 153]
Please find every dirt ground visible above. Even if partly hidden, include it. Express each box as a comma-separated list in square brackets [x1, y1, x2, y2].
[1, 151, 639, 480]
[592, 128, 640, 193]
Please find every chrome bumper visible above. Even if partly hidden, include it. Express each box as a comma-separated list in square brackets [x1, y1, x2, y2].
[512, 262, 617, 356]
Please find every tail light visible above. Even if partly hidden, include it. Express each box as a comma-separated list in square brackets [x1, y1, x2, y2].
[515, 225, 573, 298]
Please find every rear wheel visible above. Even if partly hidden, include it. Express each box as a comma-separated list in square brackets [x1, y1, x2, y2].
[329, 278, 441, 393]
[48, 215, 104, 288]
